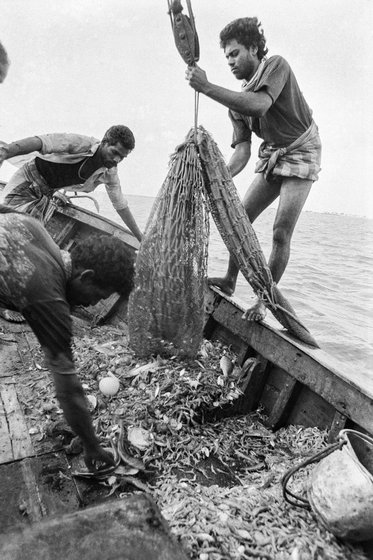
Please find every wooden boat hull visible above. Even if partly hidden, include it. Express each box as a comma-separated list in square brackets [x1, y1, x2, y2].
[2, 199, 372, 438]
[1, 201, 373, 558]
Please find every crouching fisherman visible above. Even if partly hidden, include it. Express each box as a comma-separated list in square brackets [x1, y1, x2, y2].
[0, 205, 135, 470]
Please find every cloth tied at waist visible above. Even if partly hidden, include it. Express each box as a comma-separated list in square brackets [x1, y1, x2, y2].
[256, 120, 321, 182]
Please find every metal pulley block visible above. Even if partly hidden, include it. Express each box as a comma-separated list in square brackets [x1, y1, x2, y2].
[168, 0, 199, 66]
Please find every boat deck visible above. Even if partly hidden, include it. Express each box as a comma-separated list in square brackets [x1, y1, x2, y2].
[0, 321, 187, 560]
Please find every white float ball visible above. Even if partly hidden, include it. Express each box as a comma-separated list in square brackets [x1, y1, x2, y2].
[99, 376, 120, 396]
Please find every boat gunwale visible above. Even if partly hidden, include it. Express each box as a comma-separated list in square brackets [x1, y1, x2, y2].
[208, 286, 373, 435]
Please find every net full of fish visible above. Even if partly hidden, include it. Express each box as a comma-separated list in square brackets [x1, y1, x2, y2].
[128, 139, 209, 358]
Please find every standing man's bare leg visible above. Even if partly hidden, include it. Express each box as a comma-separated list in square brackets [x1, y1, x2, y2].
[243, 177, 313, 321]
[208, 174, 278, 295]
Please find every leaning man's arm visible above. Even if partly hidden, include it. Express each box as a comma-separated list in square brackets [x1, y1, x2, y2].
[117, 206, 143, 242]
[104, 170, 143, 242]
[0, 136, 43, 162]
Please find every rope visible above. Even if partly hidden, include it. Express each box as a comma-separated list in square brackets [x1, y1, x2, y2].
[194, 90, 199, 143]
[281, 440, 346, 509]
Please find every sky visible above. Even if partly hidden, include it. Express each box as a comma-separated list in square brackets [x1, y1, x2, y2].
[0, 0, 372, 217]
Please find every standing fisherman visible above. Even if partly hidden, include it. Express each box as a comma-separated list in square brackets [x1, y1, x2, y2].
[186, 17, 321, 321]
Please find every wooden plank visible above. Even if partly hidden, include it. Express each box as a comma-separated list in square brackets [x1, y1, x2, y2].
[328, 410, 348, 443]
[286, 386, 336, 430]
[20, 458, 44, 522]
[261, 367, 288, 414]
[266, 374, 299, 430]
[211, 294, 373, 435]
[21, 453, 79, 519]
[0, 494, 188, 560]
[0, 460, 31, 531]
[0, 384, 34, 461]
[0, 395, 13, 463]
[53, 220, 78, 247]
[0, 453, 80, 533]
[52, 206, 139, 249]
[0, 341, 18, 378]
[237, 355, 269, 414]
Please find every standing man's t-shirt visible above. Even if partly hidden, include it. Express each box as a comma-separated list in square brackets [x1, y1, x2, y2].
[229, 55, 313, 148]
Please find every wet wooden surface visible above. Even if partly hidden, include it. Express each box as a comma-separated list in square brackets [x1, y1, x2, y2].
[0, 494, 188, 560]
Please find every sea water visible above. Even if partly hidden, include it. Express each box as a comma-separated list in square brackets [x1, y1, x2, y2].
[84, 191, 373, 378]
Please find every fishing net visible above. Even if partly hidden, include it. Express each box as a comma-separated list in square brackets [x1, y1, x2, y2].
[196, 126, 319, 348]
[128, 139, 209, 358]
[129, 126, 318, 358]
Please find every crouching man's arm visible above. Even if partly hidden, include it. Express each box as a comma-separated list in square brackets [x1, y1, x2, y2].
[23, 300, 114, 471]
[51, 368, 114, 470]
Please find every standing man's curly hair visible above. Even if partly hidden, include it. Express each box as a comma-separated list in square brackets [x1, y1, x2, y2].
[70, 234, 135, 297]
[102, 125, 135, 151]
[219, 17, 268, 61]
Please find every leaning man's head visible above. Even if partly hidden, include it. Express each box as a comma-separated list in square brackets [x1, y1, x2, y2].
[67, 234, 135, 307]
[100, 125, 135, 168]
[102, 125, 135, 150]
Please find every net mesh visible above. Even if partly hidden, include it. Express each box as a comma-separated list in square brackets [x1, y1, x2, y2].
[128, 138, 209, 358]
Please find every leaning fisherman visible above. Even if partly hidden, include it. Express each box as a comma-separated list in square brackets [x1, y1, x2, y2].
[186, 17, 321, 322]
[0, 205, 135, 470]
[0, 125, 143, 242]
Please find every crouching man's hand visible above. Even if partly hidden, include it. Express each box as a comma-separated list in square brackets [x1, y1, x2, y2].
[84, 443, 116, 472]
[50, 370, 116, 473]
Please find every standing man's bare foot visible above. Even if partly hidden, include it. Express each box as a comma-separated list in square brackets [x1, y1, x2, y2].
[0, 308, 25, 323]
[207, 276, 235, 296]
[242, 299, 266, 322]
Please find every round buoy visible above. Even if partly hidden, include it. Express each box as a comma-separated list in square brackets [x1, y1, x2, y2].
[99, 376, 120, 396]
